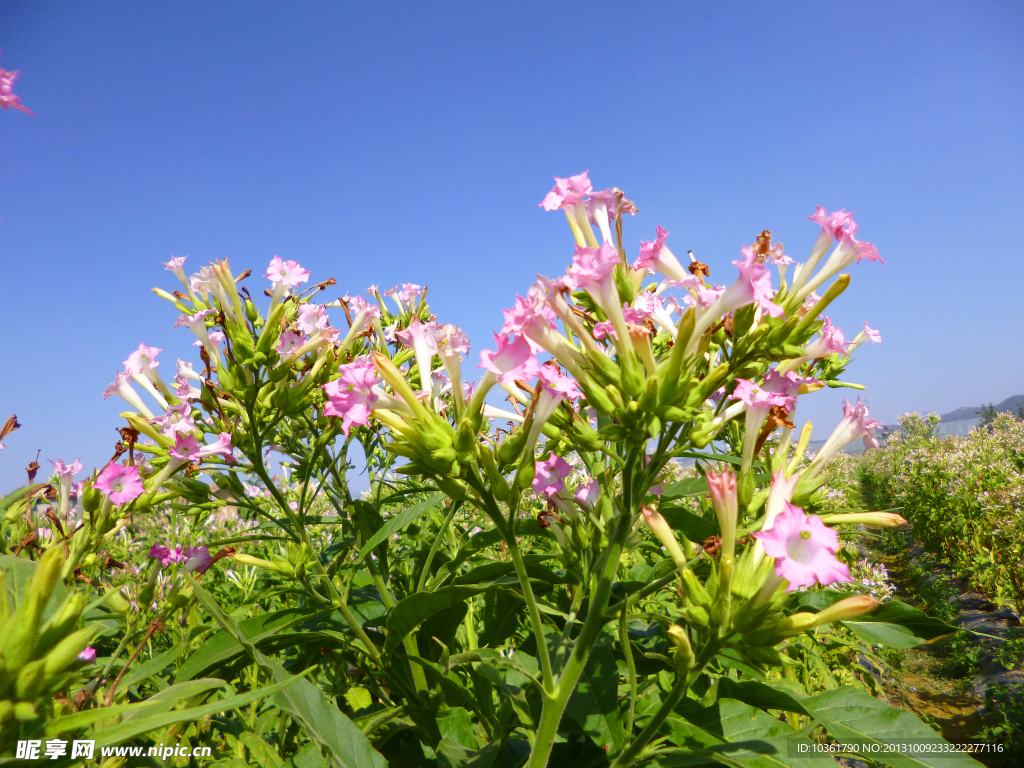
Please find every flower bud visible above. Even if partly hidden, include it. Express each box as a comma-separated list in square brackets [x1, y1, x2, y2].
[1, 547, 65, 669]
[819, 512, 907, 527]
[642, 507, 687, 570]
[13, 702, 37, 721]
[37, 593, 89, 656]
[666, 625, 696, 674]
[105, 586, 132, 614]
[15, 660, 47, 699]
[812, 595, 881, 625]
[43, 627, 96, 676]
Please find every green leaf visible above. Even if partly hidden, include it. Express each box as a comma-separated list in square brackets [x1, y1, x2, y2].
[843, 600, 958, 648]
[188, 576, 387, 768]
[715, 679, 811, 716]
[435, 738, 502, 768]
[657, 698, 832, 768]
[176, 607, 329, 681]
[659, 505, 715, 542]
[120, 644, 185, 691]
[120, 678, 227, 722]
[88, 673, 306, 748]
[385, 585, 489, 654]
[355, 492, 445, 562]
[660, 476, 710, 501]
[564, 642, 625, 753]
[451, 554, 557, 586]
[283, 743, 329, 768]
[239, 732, 284, 768]
[802, 687, 984, 768]
[436, 706, 478, 749]
[0, 553, 69, 621]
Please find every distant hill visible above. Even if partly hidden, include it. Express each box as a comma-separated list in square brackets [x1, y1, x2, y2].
[940, 394, 1024, 422]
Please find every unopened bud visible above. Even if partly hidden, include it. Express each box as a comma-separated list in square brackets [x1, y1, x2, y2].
[819, 512, 907, 528]
[44, 627, 96, 676]
[666, 625, 696, 674]
[642, 506, 687, 570]
[812, 595, 881, 625]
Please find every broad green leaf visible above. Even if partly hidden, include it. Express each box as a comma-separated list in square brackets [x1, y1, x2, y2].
[843, 621, 924, 649]
[435, 738, 502, 768]
[660, 476, 710, 501]
[188, 577, 387, 768]
[384, 585, 490, 654]
[565, 642, 625, 753]
[176, 607, 328, 681]
[436, 706, 478, 749]
[283, 743, 330, 768]
[46, 699, 164, 736]
[120, 644, 185, 691]
[120, 678, 227, 722]
[239, 731, 284, 768]
[844, 600, 958, 645]
[715, 679, 811, 716]
[451, 554, 557, 586]
[802, 687, 984, 768]
[659, 505, 715, 543]
[656, 698, 832, 768]
[0, 553, 69, 621]
[88, 673, 306, 747]
[355, 492, 445, 561]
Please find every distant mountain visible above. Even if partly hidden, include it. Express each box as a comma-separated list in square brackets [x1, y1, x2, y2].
[940, 394, 1024, 422]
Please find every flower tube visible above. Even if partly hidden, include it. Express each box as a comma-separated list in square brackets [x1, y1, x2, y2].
[396, 317, 441, 392]
[522, 365, 583, 457]
[728, 379, 795, 474]
[806, 397, 883, 477]
[49, 458, 83, 521]
[632, 226, 690, 283]
[538, 170, 598, 247]
[103, 372, 155, 419]
[793, 226, 883, 304]
[565, 242, 633, 359]
[123, 343, 171, 408]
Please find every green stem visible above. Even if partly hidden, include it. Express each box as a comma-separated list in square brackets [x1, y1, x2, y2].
[416, 501, 462, 592]
[608, 638, 723, 768]
[527, 510, 632, 768]
[619, 603, 638, 743]
[467, 473, 556, 693]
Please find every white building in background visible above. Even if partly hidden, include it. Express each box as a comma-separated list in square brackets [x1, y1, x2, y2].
[933, 417, 982, 437]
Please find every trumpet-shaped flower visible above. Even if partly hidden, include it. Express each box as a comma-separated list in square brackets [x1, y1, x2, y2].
[633, 226, 689, 282]
[752, 502, 852, 591]
[49, 458, 83, 481]
[862, 321, 882, 343]
[103, 372, 155, 419]
[265, 256, 310, 288]
[478, 334, 540, 385]
[705, 468, 738, 553]
[162, 256, 188, 285]
[532, 454, 573, 498]
[149, 543, 185, 566]
[574, 478, 599, 507]
[323, 357, 380, 436]
[396, 317, 442, 385]
[275, 330, 306, 355]
[0, 67, 34, 116]
[538, 171, 592, 211]
[398, 283, 424, 306]
[169, 432, 235, 463]
[809, 397, 883, 474]
[95, 463, 145, 505]
[795, 214, 883, 301]
[153, 404, 196, 438]
[123, 343, 162, 374]
[184, 545, 215, 574]
[296, 304, 329, 335]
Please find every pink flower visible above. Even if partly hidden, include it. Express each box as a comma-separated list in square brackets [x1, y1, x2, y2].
[706, 468, 738, 546]
[752, 502, 852, 591]
[323, 357, 380, 437]
[49, 458, 83, 481]
[574, 478, 599, 507]
[809, 207, 858, 242]
[396, 318, 442, 384]
[77, 647, 97, 662]
[103, 372, 154, 418]
[0, 67, 35, 116]
[478, 334, 540, 385]
[538, 171, 592, 211]
[169, 432, 235, 463]
[149, 543, 186, 566]
[275, 330, 307, 355]
[730, 379, 794, 412]
[536, 364, 582, 402]
[633, 226, 688, 282]
[94, 463, 145, 505]
[500, 294, 558, 340]
[806, 317, 848, 358]
[862, 322, 882, 343]
[265, 256, 310, 288]
[794, 210, 883, 300]
[162, 256, 188, 285]
[184, 546, 215, 574]
[296, 304, 329, 335]
[123, 343, 162, 374]
[565, 242, 619, 296]
[153, 404, 196, 438]
[761, 369, 818, 406]
[631, 292, 679, 335]
[532, 454, 573, 498]
[398, 283, 423, 306]
[812, 397, 884, 467]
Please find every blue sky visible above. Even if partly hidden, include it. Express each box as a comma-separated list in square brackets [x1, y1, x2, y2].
[1, 1, 1022, 491]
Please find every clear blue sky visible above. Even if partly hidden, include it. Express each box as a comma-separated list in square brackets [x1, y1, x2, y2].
[2, 1, 1022, 491]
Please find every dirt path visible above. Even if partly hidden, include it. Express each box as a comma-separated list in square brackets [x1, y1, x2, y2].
[868, 536, 1022, 767]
